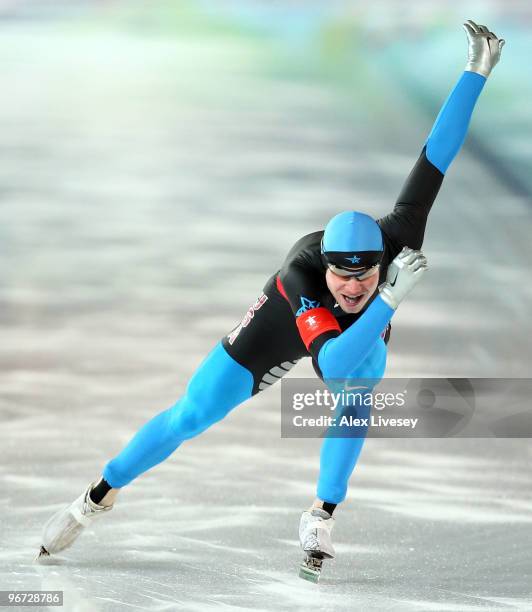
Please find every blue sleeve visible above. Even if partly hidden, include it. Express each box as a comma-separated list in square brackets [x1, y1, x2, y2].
[317, 295, 395, 381]
[425, 71, 486, 174]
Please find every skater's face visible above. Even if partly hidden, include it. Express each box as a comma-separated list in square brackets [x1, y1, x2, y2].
[325, 266, 380, 314]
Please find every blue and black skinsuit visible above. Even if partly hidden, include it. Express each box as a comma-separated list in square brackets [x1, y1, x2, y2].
[103, 71, 486, 505]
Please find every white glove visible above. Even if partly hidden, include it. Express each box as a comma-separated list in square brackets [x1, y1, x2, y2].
[379, 247, 427, 310]
[463, 19, 505, 78]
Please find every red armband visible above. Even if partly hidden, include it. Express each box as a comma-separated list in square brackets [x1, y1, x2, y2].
[296, 307, 341, 350]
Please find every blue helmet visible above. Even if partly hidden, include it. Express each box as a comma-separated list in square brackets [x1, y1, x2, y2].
[321, 211, 383, 270]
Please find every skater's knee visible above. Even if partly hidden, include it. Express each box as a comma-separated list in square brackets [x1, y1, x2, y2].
[167, 393, 223, 439]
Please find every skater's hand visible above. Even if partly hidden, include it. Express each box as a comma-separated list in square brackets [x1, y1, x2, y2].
[463, 20, 505, 78]
[378, 247, 427, 310]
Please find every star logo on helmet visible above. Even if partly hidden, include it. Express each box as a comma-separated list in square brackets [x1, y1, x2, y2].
[345, 255, 360, 264]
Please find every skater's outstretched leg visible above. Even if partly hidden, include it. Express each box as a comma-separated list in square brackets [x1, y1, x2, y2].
[317, 383, 372, 505]
[38, 342, 253, 558]
[104, 342, 253, 487]
[298, 386, 372, 579]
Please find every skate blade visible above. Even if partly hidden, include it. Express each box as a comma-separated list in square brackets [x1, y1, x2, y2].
[299, 557, 322, 584]
[299, 564, 320, 583]
[35, 546, 51, 563]
[299, 561, 321, 583]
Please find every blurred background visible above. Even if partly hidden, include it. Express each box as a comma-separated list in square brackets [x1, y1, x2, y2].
[1, 1, 531, 610]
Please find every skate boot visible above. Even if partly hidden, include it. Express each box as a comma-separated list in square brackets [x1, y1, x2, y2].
[36, 483, 113, 560]
[298, 508, 335, 583]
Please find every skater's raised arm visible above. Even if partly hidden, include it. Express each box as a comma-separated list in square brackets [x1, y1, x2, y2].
[378, 20, 505, 256]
